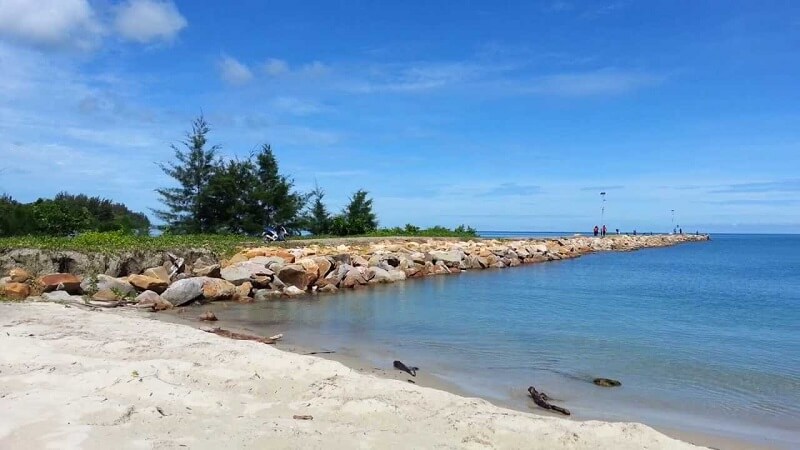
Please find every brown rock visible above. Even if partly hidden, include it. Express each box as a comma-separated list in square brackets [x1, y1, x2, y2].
[92, 289, 119, 302]
[199, 311, 218, 321]
[201, 278, 237, 301]
[277, 264, 308, 290]
[351, 255, 369, 267]
[318, 283, 338, 293]
[39, 273, 82, 294]
[128, 275, 169, 293]
[134, 290, 173, 311]
[9, 268, 31, 283]
[341, 269, 367, 288]
[235, 281, 253, 300]
[143, 266, 171, 283]
[271, 250, 296, 264]
[3, 282, 30, 299]
[191, 255, 221, 277]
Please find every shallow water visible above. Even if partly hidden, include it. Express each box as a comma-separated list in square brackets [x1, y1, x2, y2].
[198, 234, 800, 448]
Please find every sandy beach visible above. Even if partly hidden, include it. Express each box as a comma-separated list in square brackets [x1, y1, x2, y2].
[0, 302, 701, 449]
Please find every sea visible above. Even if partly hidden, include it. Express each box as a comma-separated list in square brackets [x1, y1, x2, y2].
[185, 233, 800, 448]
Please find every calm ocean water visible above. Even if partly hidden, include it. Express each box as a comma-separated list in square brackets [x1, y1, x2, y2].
[198, 234, 800, 447]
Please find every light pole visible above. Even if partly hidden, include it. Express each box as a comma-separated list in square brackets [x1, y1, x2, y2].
[600, 191, 606, 232]
[671, 209, 675, 234]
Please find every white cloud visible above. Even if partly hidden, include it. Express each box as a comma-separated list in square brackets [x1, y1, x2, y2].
[217, 55, 253, 85]
[300, 61, 331, 77]
[272, 97, 324, 116]
[263, 58, 289, 76]
[114, 0, 187, 43]
[0, 0, 101, 50]
[524, 69, 663, 96]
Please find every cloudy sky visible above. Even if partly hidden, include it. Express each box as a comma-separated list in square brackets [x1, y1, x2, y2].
[1, 0, 799, 233]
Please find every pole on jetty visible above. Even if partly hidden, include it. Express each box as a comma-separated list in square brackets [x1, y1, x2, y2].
[600, 192, 606, 230]
[671, 209, 675, 234]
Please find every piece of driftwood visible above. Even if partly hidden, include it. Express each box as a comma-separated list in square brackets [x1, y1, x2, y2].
[293, 415, 313, 420]
[393, 360, 418, 377]
[528, 386, 570, 416]
[268, 333, 283, 341]
[203, 327, 278, 344]
[306, 351, 335, 355]
[593, 377, 621, 387]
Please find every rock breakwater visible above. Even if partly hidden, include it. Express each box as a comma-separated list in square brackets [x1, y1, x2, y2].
[1, 234, 708, 306]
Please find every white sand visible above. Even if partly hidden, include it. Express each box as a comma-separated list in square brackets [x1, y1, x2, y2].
[0, 303, 701, 449]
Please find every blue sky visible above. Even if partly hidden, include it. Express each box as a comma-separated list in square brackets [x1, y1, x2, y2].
[1, 0, 799, 233]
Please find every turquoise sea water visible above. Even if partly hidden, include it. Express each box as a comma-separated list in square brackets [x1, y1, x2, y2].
[202, 234, 800, 448]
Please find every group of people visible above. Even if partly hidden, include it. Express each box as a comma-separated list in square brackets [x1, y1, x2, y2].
[593, 225, 623, 237]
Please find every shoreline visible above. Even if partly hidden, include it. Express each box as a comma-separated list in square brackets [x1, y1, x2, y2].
[156, 298, 780, 450]
[0, 302, 701, 449]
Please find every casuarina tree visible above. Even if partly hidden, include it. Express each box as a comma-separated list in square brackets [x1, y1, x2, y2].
[154, 116, 219, 233]
[304, 182, 332, 235]
[252, 144, 307, 233]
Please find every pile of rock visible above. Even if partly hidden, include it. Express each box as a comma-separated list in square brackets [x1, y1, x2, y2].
[1, 234, 708, 309]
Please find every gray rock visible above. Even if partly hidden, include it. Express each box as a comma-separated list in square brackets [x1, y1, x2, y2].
[387, 269, 406, 282]
[191, 255, 221, 277]
[80, 274, 135, 296]
[367, 267, 393, 284]
[161, 277, 205, 306]
[283, 285, 306, 296]
[221, 261, 273, 285]
[430, 250, 463, 265]
[249, 256, 285, 265]
[254, 289, 283, 301]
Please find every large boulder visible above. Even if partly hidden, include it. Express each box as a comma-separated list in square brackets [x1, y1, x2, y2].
[277, 264, 308, 290]
[387, 269, 406, 282]
[128, 275, 168, 293]
[143, 266, 171, 283]
[2, 282, 30, 299]
[9, 268, 31, 283]
[160, 277, 204, 306]
[135, 290, 173, 311]
[312, 256, 333, 279]
[80, 274, 135, 296]
[341, 268, 367, 288]
[430, 251, 463, 267]
[351, 255, 369, 267]
[201, 278, 237, 301]
[367, 267, 393, 284]
[39, 273, 82, 294]
[296, 258, 321, 285]
[221, 261, 273, 285]
[191, 255, 221, 277]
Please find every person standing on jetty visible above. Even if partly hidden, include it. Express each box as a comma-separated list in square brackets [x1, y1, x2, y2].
[594, 225, 599, 237]
[602, 225, 607, 237]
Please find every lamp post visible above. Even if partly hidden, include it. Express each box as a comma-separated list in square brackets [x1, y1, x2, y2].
[600, 191, 606, 230]
[671, 209, 675, 234]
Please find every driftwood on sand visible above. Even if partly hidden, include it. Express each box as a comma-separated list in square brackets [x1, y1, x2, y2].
[203, 327, 281, 344]
[528, 386, 570, 416]
[393, 360, 418, 377]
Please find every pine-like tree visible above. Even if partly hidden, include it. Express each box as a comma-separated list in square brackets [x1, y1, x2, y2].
[341, 189, 377, 235]
[201, 158, 262, 234]
[304, 182, 331, 235]
[154, 116, 219, 233]
[252, 144, 307, 233]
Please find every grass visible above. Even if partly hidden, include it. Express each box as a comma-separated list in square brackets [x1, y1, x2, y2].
[0, 228, 480, 256]
[0, 232, 263, 256]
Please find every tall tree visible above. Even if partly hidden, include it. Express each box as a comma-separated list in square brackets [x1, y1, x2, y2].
[154, 116, 219, 233]
[200, 158, 262, 234]
[304, 182, 331, 235]
[253, 144, 307, 232]
[341, 189, 377, 235]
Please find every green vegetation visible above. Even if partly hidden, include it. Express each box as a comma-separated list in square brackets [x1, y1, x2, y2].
[0, 231, 261, 255]
[154, 117, 306, 235]
[0, 193, 149, 237]
[0, 116, 477, 243]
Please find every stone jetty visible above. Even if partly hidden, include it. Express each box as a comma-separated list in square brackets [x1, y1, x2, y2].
[0, 234, 708, 307]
